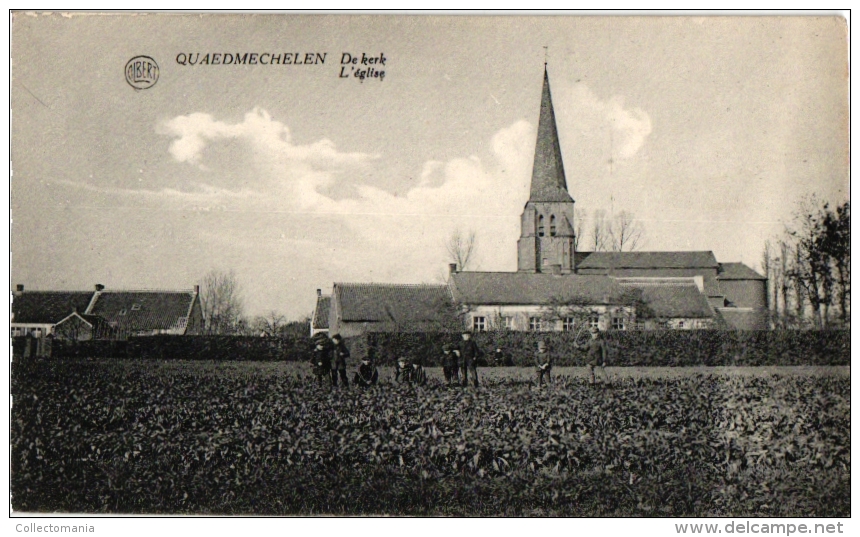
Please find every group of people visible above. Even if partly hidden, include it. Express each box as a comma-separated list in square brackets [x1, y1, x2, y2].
[309, 325, 611, 388]
[311, 332, 378, 388]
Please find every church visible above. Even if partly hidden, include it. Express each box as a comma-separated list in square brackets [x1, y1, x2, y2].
[313, 70, 767, 338]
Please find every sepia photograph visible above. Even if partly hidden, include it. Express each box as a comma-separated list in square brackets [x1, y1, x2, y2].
[8, 12, 850, 520]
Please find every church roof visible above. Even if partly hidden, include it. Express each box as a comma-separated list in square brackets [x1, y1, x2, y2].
[717, 262, 766, 281]
[449, 272, 628, 306]
[333, 283, 452, 324]
[576, 251, 719, 270]
[529, 69, 573, 204]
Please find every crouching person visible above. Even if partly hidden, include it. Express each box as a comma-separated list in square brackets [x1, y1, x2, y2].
[353, 357, 379, 387]
[535, 340, 552, 386]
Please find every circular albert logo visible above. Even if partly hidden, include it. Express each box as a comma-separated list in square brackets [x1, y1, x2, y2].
[125, 56, 159, 90]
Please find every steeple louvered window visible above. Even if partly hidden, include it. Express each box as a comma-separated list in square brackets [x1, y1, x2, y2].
[538, 214, 545, 237]
[550, 215, 557, 236]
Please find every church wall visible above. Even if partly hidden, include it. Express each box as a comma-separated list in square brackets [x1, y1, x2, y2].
[719, 280, 767, 309]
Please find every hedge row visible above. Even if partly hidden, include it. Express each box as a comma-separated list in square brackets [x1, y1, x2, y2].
[352, 329, 850, 367]
[12, 330, 850, 367]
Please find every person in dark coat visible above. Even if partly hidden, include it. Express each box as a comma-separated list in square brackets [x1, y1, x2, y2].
[458, 331, 482, 387]
[310, 333, 333, 386]
[330, 334, 350, 388]
[534, 340, 552, 386]
[353, 356, 379, 387]
[577, 326, 609, 385]
[442, 344, 460, 385]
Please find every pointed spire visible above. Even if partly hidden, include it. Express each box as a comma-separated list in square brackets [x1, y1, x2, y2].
[529, 69, 573, 203]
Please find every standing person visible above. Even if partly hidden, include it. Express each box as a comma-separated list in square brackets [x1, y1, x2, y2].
[535, 340, 552, 386]
[310, 333, 333, 386]
[442, 344, 460, 386]
[458, 331, 482, 387]
[330, 334, 350, 388]
[577, 326, 609, 385]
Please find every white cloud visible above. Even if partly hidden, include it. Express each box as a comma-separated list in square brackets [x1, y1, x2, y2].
[561, 84, 652, 160]
[62, 109, 539, 281]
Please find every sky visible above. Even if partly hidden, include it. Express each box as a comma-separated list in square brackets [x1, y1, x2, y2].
[10, 14, 849, 320]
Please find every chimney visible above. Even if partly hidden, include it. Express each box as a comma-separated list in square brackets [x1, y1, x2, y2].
[316, 288, 322, 297]
[194, 285, 200, 294]
[94, 284, 105, 292]
[449, 263, 458, 275]
[550, 264, 562, 275]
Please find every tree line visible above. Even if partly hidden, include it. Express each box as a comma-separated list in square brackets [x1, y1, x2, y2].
[199, 269, 311, 336]
[761, 197, 849, 329]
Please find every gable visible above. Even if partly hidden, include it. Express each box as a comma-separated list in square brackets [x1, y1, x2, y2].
[312, 295, 331, 329]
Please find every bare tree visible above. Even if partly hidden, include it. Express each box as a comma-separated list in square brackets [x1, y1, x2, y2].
[200, 269, 245, 334]
[253, 310, 287, 337]
[590, 209, 609, 252]
[573, 210, 587, 251]
[608, 210, 645, 252]
[446, 228, 477, 271]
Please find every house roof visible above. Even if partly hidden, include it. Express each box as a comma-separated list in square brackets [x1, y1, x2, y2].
[312, 295, 331, 329]
[334, 283, 452, 324]
[717, 262, 766, 280]
[618, 282, 715, 319]
[576, 251, 719, 270]
[448, 272, 629, 306]
[11, 291, 95, 324]
[87, 290, 197, 333]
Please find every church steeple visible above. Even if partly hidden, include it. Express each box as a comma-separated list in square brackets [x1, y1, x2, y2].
[517, 67, 577, 274]
[529, 68, 573, 203]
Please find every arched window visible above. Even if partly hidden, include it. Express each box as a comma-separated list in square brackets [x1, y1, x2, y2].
[537, 214, 545, 237]
[550, 215, 557, 236]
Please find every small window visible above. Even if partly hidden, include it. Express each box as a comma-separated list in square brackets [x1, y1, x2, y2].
[542, 258, 548, 266]
[131, 303, 141, 311]
[529, 316, 543, 331]
[538, 215, 545, 237]
[503, 316, 514, 330]
[612, 317, 626, 331]
[119, 309, 127, 316]
[472, 316, 486, 332]
[677, 320, 685, 329]
[563, 317, 575, 331]
[550, 215, 557, 236]
[589, 314, 600, 329]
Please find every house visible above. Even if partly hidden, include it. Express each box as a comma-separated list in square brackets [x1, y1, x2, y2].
[327, 283, 452, 338]
[310, 289, 331, 337]
[10, 284, 204, 339]
[10, 286, 96, 338]
[314, 68, 767, 334]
